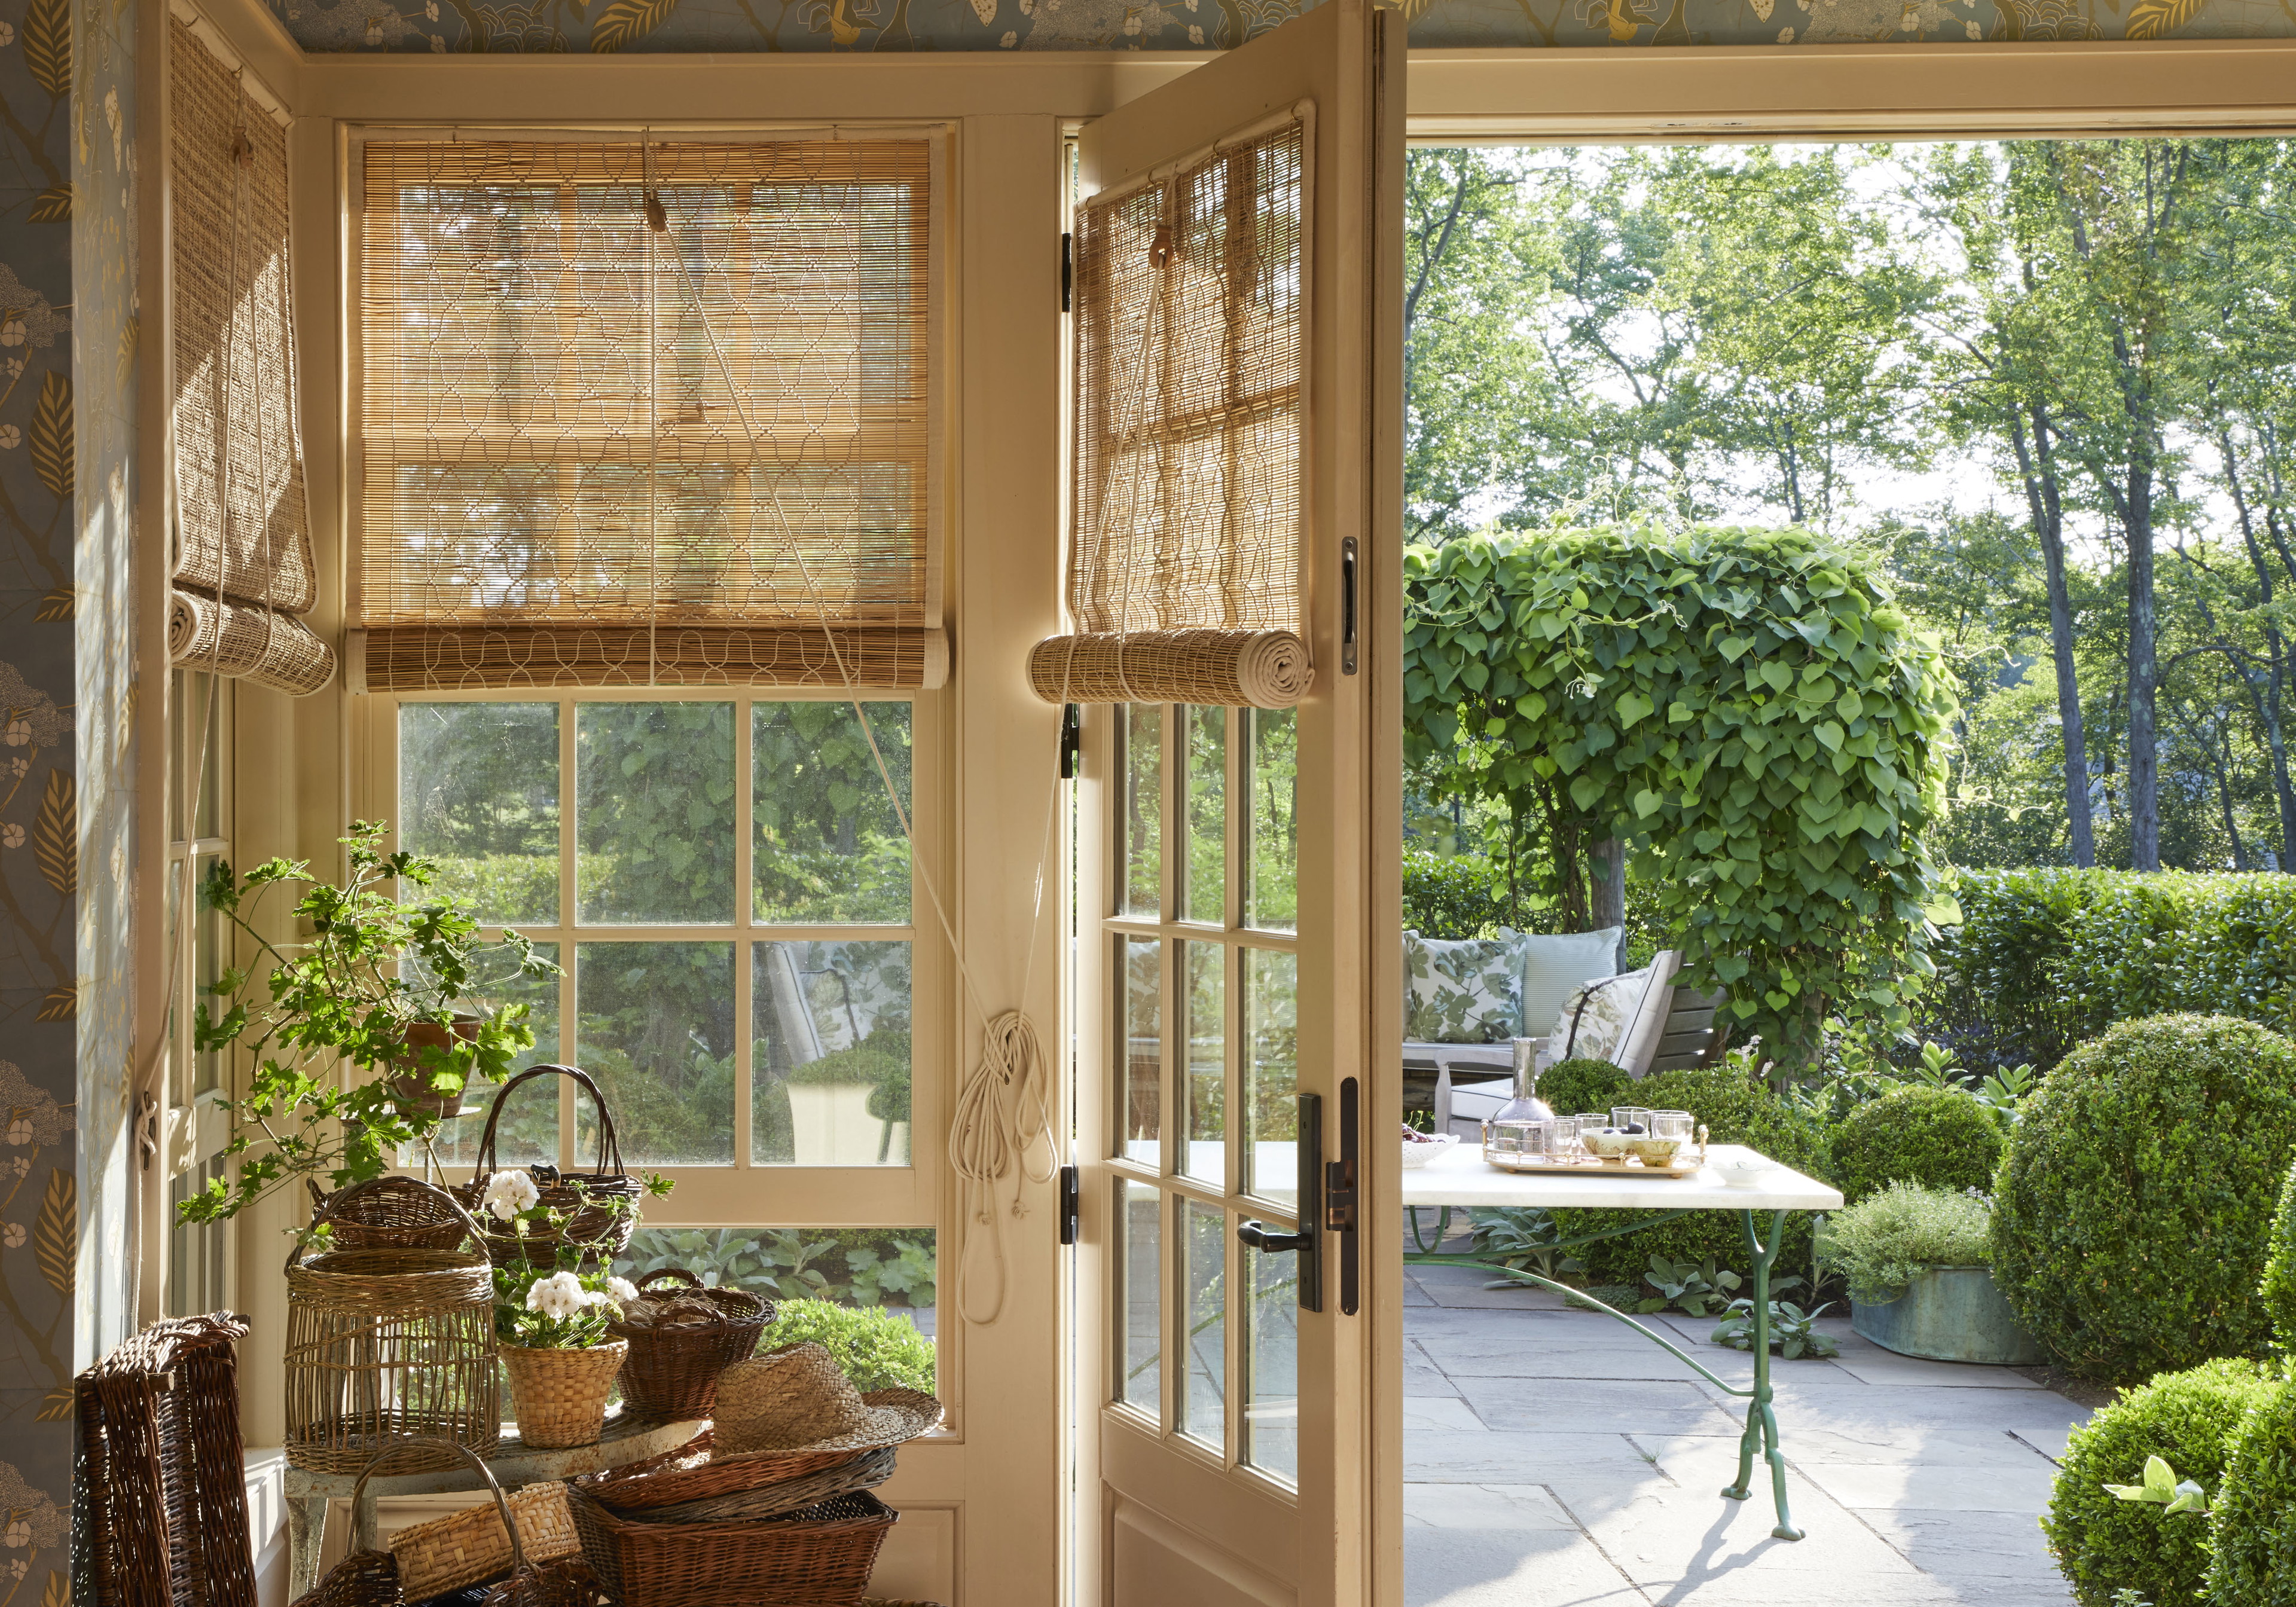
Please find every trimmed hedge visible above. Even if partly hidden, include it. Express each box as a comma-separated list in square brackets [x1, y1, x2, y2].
[1558, 1061, 1833, 1285]
[2206, 1374, 2296, 1607]
[1990, 1015, 2296, 1385]
[1825, 1084, 2004, 1205]
[2043, 1357, 2277, 1607]
[1538, 1057, 1632, 1120]
[1922, 868, 2296, 1073]
[2267, 1160, 2296, 1356]
[758, 1297, 935, 1392]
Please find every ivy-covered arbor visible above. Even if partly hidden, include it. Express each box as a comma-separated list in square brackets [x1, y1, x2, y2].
[1403, 526, 1959, 1067]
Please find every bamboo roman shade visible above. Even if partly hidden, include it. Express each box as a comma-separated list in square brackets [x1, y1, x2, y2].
[350, 138, 941, 692]
[168, 19, 334, 698]
[1032, 110, 1311, 709]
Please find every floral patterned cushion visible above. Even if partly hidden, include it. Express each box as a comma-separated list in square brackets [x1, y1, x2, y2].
[1549, 963, 1659, 1066]
[1403, 930, 1526, 1044]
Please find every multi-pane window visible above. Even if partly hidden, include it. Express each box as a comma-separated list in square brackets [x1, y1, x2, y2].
[398, 694, 916, 1173]
[166, 671, 234, 1318]
[1107, 703, 1300, 1486]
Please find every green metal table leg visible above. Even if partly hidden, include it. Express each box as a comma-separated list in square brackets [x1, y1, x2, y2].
[1720, 1208, 1801, 1541]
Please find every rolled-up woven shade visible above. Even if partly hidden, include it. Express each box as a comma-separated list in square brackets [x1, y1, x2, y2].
[1029, 630, 1308, 708]
[169, 588, 337, 697]
[1056, 111, 1309, 708]
[355, 138, 938, 692]
[169, 20, 328, 693]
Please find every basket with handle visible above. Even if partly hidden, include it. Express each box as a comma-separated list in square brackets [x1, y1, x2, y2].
[284, 1177, 499, 1474]
[450, 1065, 643, 1268]
[295, 1440, 601, 1607]
[307, 1175, 469, 1253]
[392, 1474, 581, 1599]
[566, 1484, 897, 1607]
[605, 1268, 771, 1419]
[570, 1428, 865, 1514]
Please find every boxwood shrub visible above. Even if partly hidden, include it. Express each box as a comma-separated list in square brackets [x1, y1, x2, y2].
[1990, 1015, 2296, 1385]
[1825, 1084, 2004, 1205]
[759, 1297, 935, 1392]
[2263, 1160, 2296, 1356]
[1537, 1057, 1631, 1121]
[2205, 1374, 2296, 1607]
[2044, 1357, 2276, 1607]
[1556, 1061, 1833, 1285]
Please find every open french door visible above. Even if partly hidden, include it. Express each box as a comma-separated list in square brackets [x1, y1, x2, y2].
[1069, 3, 1404, 1604]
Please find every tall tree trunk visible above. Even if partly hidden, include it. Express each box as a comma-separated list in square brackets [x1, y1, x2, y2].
[2215, 427, 2296, 867]
[2013, 404, 2096, 866]
[1589, 838, 1626, 973]
[2125, 463, 2161, 871]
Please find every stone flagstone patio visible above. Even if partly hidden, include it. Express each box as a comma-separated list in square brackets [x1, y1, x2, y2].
[1403, 1249, 2093, 1606]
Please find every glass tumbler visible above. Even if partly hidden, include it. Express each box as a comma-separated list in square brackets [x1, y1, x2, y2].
[1611, 1105, 1655, 1135]
[1650, 1110, 1694, 1142]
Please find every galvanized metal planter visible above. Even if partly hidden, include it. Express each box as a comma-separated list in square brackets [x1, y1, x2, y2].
[1850, 1266, 2045, 1366]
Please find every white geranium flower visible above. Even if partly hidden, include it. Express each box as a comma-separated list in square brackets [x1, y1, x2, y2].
[525, 1270, 591, 1318]
[606, 1276, 641, 1306]
[481, 1168, 541, 1223]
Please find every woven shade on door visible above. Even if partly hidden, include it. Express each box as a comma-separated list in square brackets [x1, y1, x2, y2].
[1046, 111, 1311, 709]
[354, 138, 942, 693]
[168, 20, 332, 698]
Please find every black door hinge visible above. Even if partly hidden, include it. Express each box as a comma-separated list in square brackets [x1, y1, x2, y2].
[1059, 702, 1082, 779]
[1061, 232, 1074, 313]
[1058, 1164, 1080, 1245]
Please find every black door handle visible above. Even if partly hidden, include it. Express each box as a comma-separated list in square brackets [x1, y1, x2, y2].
[1236, 1220, 1312, 1254]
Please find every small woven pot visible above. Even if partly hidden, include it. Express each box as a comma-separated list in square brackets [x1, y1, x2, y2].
[606, 1269, 770, 1419]
[503, 1342, 627, 1449]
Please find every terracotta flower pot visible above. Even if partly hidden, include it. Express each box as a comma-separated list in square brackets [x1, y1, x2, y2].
[502, 1340, 627, 1449]
[390, 1015, 482, 1119]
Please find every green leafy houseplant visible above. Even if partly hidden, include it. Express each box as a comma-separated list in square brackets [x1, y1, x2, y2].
[1827, 1084, 2005, 1205]
[2043, 1357, 2277, 1607]
[179, 823, 558, 1224]
[1816, 1182, 1993, 1305]
[1404, 524, 1958, 1071]
[1991, 1015, 2296, 1385]
[2204, 1374, 2296, 1607]
[761, 1299, 935, 1392]
[485, 1177, 646, 1351]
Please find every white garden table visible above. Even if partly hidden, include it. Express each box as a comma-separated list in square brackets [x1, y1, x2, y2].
[1400, 1141, 1842, 1540]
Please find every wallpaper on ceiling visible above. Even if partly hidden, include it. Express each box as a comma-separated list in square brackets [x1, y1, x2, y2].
[0, 0, 88, 1588]
[264, 0, 2296, 53]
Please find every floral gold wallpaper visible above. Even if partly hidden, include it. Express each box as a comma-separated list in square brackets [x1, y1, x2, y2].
[262, 0, 2296, 53]
[0, 0, 138, 1588]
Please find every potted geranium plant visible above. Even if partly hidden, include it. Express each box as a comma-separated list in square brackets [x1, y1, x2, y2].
[486, 1170, 643, 1448]
[1816, 1181, 2044, 1365]
[176, 821, 558, 1227]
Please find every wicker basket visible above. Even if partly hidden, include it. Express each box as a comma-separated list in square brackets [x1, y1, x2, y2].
[615, 1447, 896, 1526]
[285, 1178, 499, 1474]
[571, 1429, 862, 1513]
[393, 1480, 581, 1600]
[78, 1312, 257, 1607]
[503, 1342, 628, 1450]
[296, 1441, 599, 1607]
[452, 1065, 643, 1269]
[308, 1175, 469, 1253]
[567, 1486, 898, 1607]
[607, 1269, 770, 1419]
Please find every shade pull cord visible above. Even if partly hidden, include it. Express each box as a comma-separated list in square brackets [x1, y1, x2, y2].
[659, 197, 1059, 1324]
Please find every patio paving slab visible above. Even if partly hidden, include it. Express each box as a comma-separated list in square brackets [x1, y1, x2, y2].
[1403, 1526, 1648, 1607]
[2011, 1425, 2077, 1464]
[1457, 1377, 1745, 1437]
[1407, 1396, 1492, 1434]
[1857, 1509, 2073, 1594]
[1407, 1430, 1669, 1486]
[1406, 1484, 1581, 1530]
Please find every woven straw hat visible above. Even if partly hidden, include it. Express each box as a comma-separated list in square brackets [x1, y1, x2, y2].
[712, 1342, 942, 1456]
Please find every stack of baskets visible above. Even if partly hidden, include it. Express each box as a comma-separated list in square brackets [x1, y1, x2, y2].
[566, 1344, 943, 1607]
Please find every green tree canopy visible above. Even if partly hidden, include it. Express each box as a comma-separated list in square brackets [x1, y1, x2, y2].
[1405, 525, 1958, 1067]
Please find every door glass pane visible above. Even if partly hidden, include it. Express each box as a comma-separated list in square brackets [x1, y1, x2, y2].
[1122, 937, 1161, 1164]
[1181, 942, 1224, 1184]
[1119, 1180, 1161, 1414]
[1244, 1229, 1300, 1485]
[1182, 705, 1225, 923]
[753, 940, 913, 1167]
[1244, 948, 1298, 1202]
[1122, 705, 1162, 918]
[1245, 707, 1297, 932]
[1181, 1199, 1226, 1448]
[578, 702, 735, 924]
[753, 701, 912, 924]
[401, 701, 562, 925]
[576, 941, 735, 1165]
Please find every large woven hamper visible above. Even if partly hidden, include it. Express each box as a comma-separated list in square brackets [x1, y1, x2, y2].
[567, 1485, 897, 1607]
[284, 1177, 499, 1473]
[78, 1312, 257, 1607]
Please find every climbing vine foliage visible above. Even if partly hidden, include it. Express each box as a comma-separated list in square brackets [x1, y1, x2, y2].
[1403, 526, 1958, 1066]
